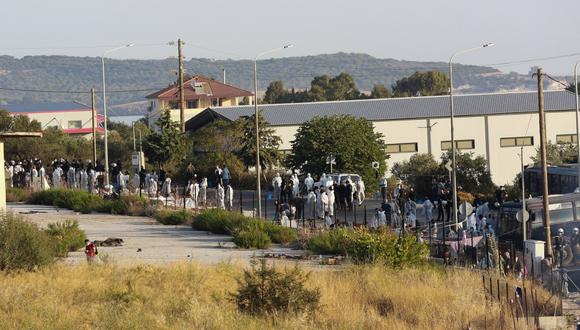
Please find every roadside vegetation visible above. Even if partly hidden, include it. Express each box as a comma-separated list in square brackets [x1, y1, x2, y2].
[0, 259, 545, 329]
[192, 209, 297, 249]
[0, 213, 86, 271]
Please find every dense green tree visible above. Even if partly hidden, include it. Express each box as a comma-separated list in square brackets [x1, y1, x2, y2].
[531, 141, 577, 166]
[0, 109, 41, 132]
[263, 81, 288, 104]
[440, 151, 495, 195]
[391, 153, 441, 198]
[287, 115, 387, 188]
[309, 75, 332, 102]
[143, 109, 186, 172]
[392, 71, 450, 97]
[237, 110, 282, 171]
[327, 72, 362, 100]
[370, 84, 392, 99]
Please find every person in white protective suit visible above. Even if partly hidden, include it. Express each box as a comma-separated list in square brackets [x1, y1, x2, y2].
[161, 178, 172, 199]
[133, 173, 140, 194]
[320, 190, 329, 219]
[369, 208, 380, 229]
[356, 178, 365, 205]
[325, 174, 334, 193]
[327, 185, 335, 216]
[190, 179, 200, 208]
[67, 166, 76, 189]
[79, 168, 88, 192]
[39, 165, 50, 190]
[226, 183, 234, 211]
[304, 173, 314, 192]
[199, 177, 208, 207]
[315, 187, 323, 219]
[423, 197, 434, 222]
[272, 173, 282, 201]
[5, 162, 13, 188]
[378, 209, 387, 227]
[217, 183, 225, 209]
[292, 173, 300, 197]
[88, 167, 96, 194]
[324, 211, 333, 228]
[148, 176, 157, 197]
[52, 166, 62, 188]
[31, 166, 39, 191]
[319, 173, 327, 191]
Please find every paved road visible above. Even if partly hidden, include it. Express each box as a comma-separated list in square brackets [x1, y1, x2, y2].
[9, 203, 299, 265]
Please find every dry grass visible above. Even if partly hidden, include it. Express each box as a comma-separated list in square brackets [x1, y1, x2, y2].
[0, 262, 540, 329]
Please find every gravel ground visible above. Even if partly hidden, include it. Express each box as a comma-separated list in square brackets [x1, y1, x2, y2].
[8, 203, 300, 266]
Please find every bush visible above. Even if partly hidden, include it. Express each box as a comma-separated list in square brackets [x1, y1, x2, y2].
[45, 220, 86, 257]
[265, 224, 298, 245]
[153, 209, 192, 225]
[193, 209, 298, 248]
[234, 259, 320, 315]
[0, 213, 55, 271]
[307, 228, 430, 267]
[6, 187, 29, 202]
[305, 228, 350, 255]
[232, 230, 272, 249]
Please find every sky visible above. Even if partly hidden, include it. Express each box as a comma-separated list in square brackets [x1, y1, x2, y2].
[1, 0, 579, 75]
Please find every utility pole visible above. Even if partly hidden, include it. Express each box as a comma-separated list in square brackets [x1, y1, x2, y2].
[537, 68, 553, 259]
[178, 38, 185, 132]
[90, 88, 97, 165]
[222, 68, 226, 84]
[521, 146, 526, 241]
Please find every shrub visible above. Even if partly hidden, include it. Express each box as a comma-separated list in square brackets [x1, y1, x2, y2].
[154, 210, 192, 225]
[45, 220, 86, 257]
[192, 209, 247, 234]
[0, 213, 55, 271]
[306, 228, 430, 267]
[264, 224, 297, 245]
[305, 228, 350, 255]
[6, 187, 29, 202]
[232, 230, 272, 249]
[233, 259, 320, 315]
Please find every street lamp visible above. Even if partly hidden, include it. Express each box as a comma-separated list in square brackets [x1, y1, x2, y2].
[574, 60, 580, 189]
[253, 44, 293, 217]
[449, 43, 494, 229]
[101, 43, 134, 186]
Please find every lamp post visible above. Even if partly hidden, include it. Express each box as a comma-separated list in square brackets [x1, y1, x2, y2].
[574, 60, 580, 189]
[101, 43, 134, 186]
[449, 43, 494, 229]
[253, 44, 293, 217]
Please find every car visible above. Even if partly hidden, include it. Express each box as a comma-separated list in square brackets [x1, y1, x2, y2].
[313, 173, 362, 189]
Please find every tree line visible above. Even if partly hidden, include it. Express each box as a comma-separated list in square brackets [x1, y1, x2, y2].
[262, 71, 450, 104]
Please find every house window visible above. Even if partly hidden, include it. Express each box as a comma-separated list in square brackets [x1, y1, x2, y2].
[500, 136, 534, 147]
[187, 100, 198, 109]
[168, 101, 179, 109]
[212, 98, 219, 106]
[556, 134, 577, 144]
[386, 143, 418, 154]
[67, 120, 82, 129]
[441, 139, 475, 150]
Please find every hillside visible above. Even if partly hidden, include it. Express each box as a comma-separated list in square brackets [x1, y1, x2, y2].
[0, 53, 545, 115]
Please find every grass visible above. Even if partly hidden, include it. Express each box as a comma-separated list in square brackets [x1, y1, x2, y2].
[6, 187, 29, 202]
[153, 209, 192, 225]
[0, 261, 546, 329]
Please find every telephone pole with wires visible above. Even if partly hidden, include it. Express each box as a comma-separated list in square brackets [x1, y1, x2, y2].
[177, 38, 185, 132]
[535, 68, 553, 260]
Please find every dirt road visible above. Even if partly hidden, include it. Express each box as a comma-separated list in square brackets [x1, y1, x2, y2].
[9, 203, 298, 265]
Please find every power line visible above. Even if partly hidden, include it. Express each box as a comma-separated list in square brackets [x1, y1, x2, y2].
[483, 52, 580, 68]
[0, 86, 163, 94]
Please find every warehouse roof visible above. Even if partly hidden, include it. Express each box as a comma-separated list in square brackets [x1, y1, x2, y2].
[185, 90, 576, 130]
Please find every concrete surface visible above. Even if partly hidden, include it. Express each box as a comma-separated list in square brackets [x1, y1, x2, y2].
[8, 203, 300, 266]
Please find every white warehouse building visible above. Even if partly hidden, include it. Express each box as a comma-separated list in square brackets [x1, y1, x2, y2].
[185, 90, 578, 185]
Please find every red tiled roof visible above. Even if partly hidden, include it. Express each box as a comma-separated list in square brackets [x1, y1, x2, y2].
[63, 127, 104, 134]
[146, 75, 253, 101]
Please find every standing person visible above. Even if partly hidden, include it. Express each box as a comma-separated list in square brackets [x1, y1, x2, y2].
[327, 186, 336, 217]
[39, 164, 50, 190]
[214, 165, 223, 186]
[272, 173, 282, 201]
[79, 168, 88, 192]
[52, 166, 62, 188]
[320, 190, 329, 219]
[158, 166, 166, 187]
[307, 187, 317, 218]
[423, 196, 434, 224]
[304, 173, 314, 192]
[356, 178, 365, 206]
[148, 176, 157, 197]
[133, 172, 140, 194]
[67, 166, 76, 189]
[190, 179, 200, 209]
[161, 177, 172, 199]
[222, 165, 230, 187]
[88, 166, 96, 194]
[217, 183, 225, 209]
[345, 179, 354, 211]
[324, 211, 333, 228]
[226, 183, 234, 211]
[84, 239, 97, 264]
[139, 167, 146, 194]
[380, 174, 388, 203]
[315, 186, 322, 219]
[199, 177, 208, 207]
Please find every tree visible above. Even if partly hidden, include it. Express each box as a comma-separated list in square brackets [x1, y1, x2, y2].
[392, 71, 450, 97]
[370, 84, 392, 99]
[440, 151, 495, 195]
[309, 75, 331, 101]
[143, 109, 186, 171]
[237, 110, 282, 171]
[263, 81, 288, 104]
[531, 141, 577, 166]
[327, 72, 362, 100]
[287, 115, 387, 188]
[391, 153, 441, 198]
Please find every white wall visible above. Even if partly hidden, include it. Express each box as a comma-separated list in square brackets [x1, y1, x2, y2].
[268, 110, 580, 186]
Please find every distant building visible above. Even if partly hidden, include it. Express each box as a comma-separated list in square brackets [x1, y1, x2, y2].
[186, 90, 578, 185]
[146, 75, 254, 127]
[3, 102, 104, 138]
